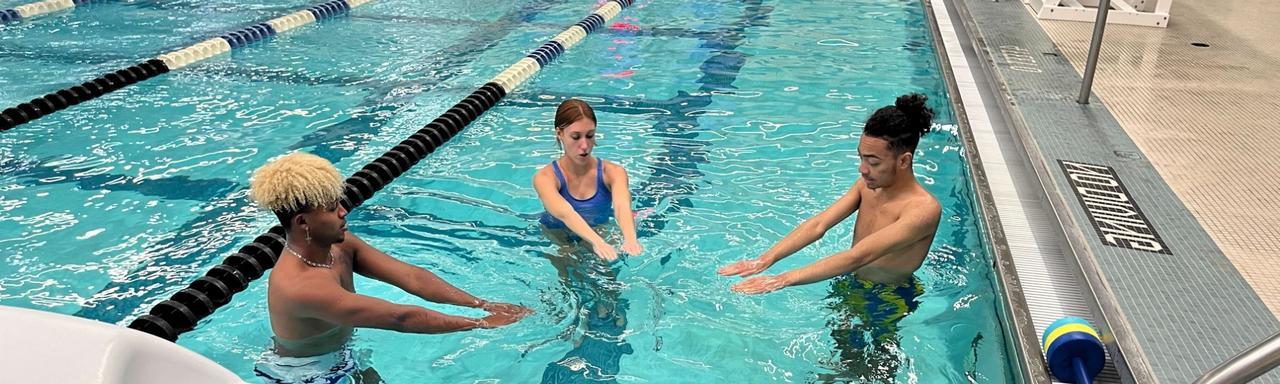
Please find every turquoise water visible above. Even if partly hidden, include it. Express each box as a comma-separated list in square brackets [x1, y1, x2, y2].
[0, 0, 1013, 382]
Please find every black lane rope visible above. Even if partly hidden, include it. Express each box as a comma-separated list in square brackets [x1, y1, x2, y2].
[0, 0, 367, 132]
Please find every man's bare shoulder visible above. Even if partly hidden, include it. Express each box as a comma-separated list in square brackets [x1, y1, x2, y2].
[271, 269, 339, 304]
[852, 178, 868, 191]
[909, 188, 943, 220]
[848, 178, 868, 199]
[334, 238, 360, 259]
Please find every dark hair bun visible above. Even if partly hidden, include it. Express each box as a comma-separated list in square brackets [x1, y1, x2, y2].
[895, 93, 934, 135]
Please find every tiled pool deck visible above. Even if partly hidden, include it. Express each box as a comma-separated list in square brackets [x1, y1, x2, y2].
[943, 0, 1280, 382]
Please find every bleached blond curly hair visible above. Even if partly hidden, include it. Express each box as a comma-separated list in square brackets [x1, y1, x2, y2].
[249, 152, 344, 215]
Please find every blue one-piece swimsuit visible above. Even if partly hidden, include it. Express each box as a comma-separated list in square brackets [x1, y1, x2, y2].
[539, 158, 613, 229]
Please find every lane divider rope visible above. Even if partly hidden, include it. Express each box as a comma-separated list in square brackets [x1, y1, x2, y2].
[0, 0, 93, 23]
[0, 0, 372, 132]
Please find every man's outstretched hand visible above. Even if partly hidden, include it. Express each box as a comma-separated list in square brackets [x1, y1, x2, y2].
[718, 257, 773, 277]
[477, 302, 533, 328]
[730, 274, 790, 295]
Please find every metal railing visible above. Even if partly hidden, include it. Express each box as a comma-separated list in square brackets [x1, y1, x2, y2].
[1078, 0, 1110, 104]
[1193, 331, 1280, 384]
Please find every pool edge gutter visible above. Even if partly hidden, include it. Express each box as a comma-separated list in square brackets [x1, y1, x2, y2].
[921, 0, 1055, 382]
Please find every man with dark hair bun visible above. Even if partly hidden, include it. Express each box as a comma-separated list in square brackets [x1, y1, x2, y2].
[719, 93, 942, 294]
[718, 93, 944, 379]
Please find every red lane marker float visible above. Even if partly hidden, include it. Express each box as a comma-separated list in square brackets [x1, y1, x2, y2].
[610, 22, 639, 31]
[603, 69, 635, 78]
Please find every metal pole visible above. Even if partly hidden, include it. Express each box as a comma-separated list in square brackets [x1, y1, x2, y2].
[1193, 331, 1280, 384]
[1077, 0, 1111, 104]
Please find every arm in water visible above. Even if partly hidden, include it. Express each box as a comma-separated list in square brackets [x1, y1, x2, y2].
[284, 275, 518, 332]
[732, 195, 939, 294]
[347, 234, 532, 325]
[718, 180, 864, 277]
[606, 161, 643, 256]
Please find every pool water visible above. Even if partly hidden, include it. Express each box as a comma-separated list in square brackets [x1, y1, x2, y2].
[0, 0, 1013, 382]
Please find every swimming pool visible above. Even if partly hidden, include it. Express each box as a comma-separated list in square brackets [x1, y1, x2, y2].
[0, 0, 1014, 382]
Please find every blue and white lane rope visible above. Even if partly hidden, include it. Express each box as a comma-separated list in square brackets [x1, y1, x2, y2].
[491, 0, 627, 92]
[126, 0, 636, 342]
[158, 0, 373, 69]
[0, 0, 373, 131]
[0, 0, 93, 23]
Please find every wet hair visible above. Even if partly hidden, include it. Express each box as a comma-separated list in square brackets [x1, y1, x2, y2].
[249, 152, 344, 228]
[554, 98, 597, 131]
[863, 93, 935, 154]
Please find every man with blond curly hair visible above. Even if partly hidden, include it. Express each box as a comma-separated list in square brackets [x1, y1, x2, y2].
[249, 152, 530, 383]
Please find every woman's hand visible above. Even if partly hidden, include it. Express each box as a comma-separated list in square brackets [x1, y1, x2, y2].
[620, 239, 643, 256]
[591, 240, 619, 262]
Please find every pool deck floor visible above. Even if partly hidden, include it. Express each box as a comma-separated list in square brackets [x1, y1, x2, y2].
[946, 0, 1280, 382]
[1034, 0, 1280, 320]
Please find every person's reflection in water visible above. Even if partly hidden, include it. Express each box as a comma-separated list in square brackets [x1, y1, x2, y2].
[540, 243, 634, 383]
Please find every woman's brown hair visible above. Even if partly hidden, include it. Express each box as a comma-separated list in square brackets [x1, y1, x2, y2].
[554, 99, 597, 131]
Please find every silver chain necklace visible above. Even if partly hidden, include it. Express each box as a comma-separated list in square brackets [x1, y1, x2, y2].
[286, 244, 334, 269]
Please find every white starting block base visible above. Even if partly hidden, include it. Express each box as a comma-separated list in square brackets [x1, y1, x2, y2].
[1024, 0, 1172, 27]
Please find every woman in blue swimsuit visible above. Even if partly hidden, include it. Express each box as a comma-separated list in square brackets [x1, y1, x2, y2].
[533, 100, 642, 378]
[533, 99, 643, 261]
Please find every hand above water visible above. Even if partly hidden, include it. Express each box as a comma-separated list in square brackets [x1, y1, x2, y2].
[730, 274, 791, 295]
[717, 256, 773, 277]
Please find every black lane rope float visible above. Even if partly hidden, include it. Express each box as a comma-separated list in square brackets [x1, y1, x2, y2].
[126, 0, 635, 342]
[0, 0, 373, 132]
